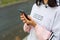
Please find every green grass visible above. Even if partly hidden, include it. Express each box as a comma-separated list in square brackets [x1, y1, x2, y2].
[0, 0, 19, 4]
[0, 0, 28, 7]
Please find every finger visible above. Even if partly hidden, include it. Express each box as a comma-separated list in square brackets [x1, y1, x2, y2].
[28, 15, 32, 20]
[20, 15, 24, 18]
[21, 18, 25, 20]
[23, 21, 26, 23]
[23, 14, 32, 24]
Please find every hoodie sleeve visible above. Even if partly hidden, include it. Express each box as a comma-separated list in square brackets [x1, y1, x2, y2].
[49, 7, 60, 40]
[34, 24, 51, 40]
[23, 23, 32, 33]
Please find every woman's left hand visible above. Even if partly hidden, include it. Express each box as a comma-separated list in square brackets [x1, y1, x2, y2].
[20, 14, 36, 27]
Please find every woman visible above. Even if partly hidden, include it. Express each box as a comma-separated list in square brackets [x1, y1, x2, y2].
[20, 0, 60, 40]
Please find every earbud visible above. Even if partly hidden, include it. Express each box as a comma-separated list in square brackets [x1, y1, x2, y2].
[45, 4, 48, 8]
[45, 5, 47, 8]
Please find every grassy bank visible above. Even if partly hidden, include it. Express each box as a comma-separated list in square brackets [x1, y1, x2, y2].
[0, 0, 28, 7]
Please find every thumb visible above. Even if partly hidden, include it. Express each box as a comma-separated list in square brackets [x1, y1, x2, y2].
[28, 15, 33, 20]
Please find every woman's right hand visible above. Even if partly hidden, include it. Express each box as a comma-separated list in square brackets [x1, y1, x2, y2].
[20, 13, 36, 27]
[20, 13, 32, 32]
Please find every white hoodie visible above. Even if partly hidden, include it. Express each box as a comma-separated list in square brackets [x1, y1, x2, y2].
[24, 3, 60, 40]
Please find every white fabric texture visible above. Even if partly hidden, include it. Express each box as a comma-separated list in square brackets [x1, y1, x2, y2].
[25, 4, 60, 40]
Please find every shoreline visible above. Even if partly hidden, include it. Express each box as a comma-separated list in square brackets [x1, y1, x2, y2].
[0, 0, 28, 8]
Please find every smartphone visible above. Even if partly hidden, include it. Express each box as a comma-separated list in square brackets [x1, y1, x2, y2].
[18, 9, 30, 20]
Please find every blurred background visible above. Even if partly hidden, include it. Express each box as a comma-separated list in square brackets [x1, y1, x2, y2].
[0, 0, 35, 40]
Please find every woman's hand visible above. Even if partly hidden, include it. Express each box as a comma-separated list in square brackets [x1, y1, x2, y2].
[20, 13, 36, 27]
